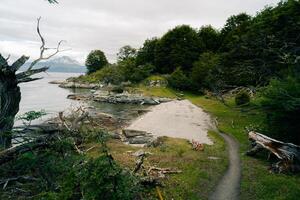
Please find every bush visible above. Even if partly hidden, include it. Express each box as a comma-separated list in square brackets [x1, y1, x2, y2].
[111, 86, 124, 93]
[130, 64, 154, 83]
[167, 67, 191, 90]
[235, 90, 250, 105]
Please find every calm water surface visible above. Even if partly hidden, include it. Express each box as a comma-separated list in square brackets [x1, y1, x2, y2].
[17, 72, 147, 125]
[17, 72, 81, 125]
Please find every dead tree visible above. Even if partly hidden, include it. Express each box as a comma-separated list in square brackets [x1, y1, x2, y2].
[246, 131, 300, 173]
[0, 17, 67, 149]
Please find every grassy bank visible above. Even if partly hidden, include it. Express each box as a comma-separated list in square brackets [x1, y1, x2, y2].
[87, 131, 227, 200]
[135, 85, 300, 200]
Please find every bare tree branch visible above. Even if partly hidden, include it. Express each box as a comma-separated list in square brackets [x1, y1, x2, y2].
[27, 17, 69, 71]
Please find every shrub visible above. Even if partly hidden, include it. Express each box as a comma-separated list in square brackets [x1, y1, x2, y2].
[235, 90, 250, 105]
[167, 67, 191, 90]
[111, 85, 124, 93]
[130, 64, 154, 83]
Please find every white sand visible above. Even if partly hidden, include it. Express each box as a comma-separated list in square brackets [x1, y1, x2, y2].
[126, 100, 214, 145]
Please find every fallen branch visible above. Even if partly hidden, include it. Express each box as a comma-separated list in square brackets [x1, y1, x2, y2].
[0, 138, 49, 165]
[0, 176, 38, 190]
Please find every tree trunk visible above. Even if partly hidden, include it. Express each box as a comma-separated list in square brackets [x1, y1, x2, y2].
[246, 131, 300, 173]
[0, 73, 21, 149]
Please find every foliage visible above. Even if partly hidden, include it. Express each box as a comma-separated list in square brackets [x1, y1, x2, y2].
[191, 52, 220, 90]
[0, 128, 140, 200]
[16, 110, 47, 126]
[235, 90, 250, 106]
[118, 58, 154, 83]
[117, 45, 137, 61]
[155, 25, 203, 73]
[85, 50, 108, 74]
[167, 67, 191, 90]
[136, 38, 159, 67]
[261, 76, 300, 143]
[198, 25, 221, 52]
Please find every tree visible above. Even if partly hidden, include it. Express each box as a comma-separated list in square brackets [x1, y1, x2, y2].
[198, 25, 221, 52]
[191, 52, 220, 89]
[220, 13, 252, 51]
[136, 38, 158, 67]
[117, 45, 137, 62]
[0, 18, 66, 149]
[155, 25, 203, 74]
[85, 50, 108, 74]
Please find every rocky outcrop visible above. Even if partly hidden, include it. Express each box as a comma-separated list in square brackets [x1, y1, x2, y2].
[59, 82, 100, 89]
[93, 92, 171, 105]
[122, 129, 155, 145]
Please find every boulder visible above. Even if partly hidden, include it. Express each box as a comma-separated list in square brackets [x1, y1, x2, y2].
[122, 129, 149, 138]
[128, 136, 154, 144]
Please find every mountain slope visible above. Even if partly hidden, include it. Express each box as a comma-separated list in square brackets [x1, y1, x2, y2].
[21, 56, 86, 73]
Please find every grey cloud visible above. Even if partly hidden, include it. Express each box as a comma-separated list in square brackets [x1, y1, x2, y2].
[0, 0, 279, 63]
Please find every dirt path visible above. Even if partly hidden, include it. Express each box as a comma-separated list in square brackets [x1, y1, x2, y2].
[209, 132, 241, 200]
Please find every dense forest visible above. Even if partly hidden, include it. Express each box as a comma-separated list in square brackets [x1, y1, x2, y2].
[81, 0, 300, 144]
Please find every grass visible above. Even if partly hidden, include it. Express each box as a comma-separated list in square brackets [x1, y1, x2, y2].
[135, 86, 300, 200]
[86, 131, 227, 200]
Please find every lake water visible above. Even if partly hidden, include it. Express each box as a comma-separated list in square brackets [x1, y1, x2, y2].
[17, 72, 81, 125]
[16, 72, 147, 125]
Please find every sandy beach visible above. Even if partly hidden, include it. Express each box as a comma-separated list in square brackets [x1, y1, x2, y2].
[126, 100, 214, 145]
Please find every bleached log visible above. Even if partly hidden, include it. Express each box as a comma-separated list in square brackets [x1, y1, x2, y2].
[246, 131, 300, 173]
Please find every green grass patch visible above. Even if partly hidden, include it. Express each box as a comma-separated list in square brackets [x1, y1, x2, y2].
[86, 131, 227, 200]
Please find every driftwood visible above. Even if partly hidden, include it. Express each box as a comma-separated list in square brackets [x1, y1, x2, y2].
[246, 131, 300, 173]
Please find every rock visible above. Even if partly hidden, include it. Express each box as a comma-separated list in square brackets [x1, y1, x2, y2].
[59, 82, 99, 89]
[49, 80, 66, 84]
[109, 132, 122, 139]
[122, 129, 149, 138]
[128, 136, 154, 144]
[146, 136, 166, 147]
[93, 92, 172, 105]
[146, 79, 168, 87]
[67, 94, 90, 101]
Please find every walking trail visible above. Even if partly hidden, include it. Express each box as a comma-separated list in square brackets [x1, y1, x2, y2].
[209, 132, 241, 200]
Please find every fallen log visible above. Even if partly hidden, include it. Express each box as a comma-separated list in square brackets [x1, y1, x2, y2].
[0, 138, 49, 165]
[246, 131, 300, 173]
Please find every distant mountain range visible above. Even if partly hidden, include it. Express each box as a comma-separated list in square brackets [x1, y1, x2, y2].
[21, 56, 86, 73]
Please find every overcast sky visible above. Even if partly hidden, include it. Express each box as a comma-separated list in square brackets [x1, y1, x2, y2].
[0, 0, 279, 64]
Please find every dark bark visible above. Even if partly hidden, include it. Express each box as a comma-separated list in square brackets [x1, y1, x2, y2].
[0, 18, 66, 150]
[0, 71, 21, 149]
